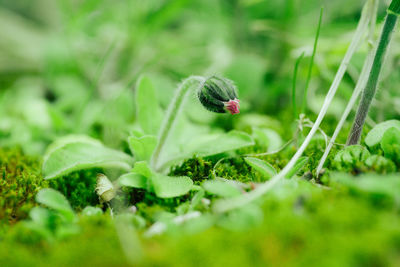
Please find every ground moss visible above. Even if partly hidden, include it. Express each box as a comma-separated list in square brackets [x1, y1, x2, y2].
[0, 148, 48, 225]
[169, 156, 213, 184]
[49, 169, 101, 211]
[1, 182, 399, 267]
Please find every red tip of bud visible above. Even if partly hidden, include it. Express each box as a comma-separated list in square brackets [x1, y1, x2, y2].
[224, 99, 240, 115]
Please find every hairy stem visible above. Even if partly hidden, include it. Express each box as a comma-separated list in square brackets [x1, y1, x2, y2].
[316, 0, 378, 175]
[347, 0, 399, 145]
[213, 0, 373, 213]
[151, 76, 204, 171]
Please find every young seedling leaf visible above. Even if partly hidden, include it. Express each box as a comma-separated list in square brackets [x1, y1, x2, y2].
[43, 137, 133, 179]
[286, 156, 309, 178]
[150, 174, 193, 198]
[128, 135, 157, 162]
[245, 157, 277, 179]
[203, 180, 242, 198]
[365, 120, 400, 147]
[136, 75, 163, 135]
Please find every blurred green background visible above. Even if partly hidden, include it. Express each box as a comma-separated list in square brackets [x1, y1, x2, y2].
[0, 0, 398, 155]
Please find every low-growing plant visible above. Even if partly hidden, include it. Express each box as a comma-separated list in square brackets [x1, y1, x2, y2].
[42, 75, 255, 211]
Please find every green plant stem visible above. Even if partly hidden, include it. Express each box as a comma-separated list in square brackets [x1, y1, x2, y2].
[301, 8, 323, 113]
[347, 4, 399, 145]
[151, 76, 204, 171]
[213, 0, 372, 213]
[316, 0, 378, 175]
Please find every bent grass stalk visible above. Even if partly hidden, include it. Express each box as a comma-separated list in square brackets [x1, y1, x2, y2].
[213, 0, 373, 213]
[316, 0, 378, 175]
[347, 0, 400, 145]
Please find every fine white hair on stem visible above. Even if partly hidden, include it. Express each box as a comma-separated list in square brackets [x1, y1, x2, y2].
[213, 0, 374, 213]
[151, 76, 205, 171]
[316, 0, 379, 176]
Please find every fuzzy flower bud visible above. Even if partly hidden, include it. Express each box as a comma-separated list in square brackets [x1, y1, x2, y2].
[198, 75, 240, 115]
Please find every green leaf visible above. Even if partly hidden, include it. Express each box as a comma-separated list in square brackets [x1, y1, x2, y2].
[381, 127, 400, 162]
[188, 131, 254, 156]
[333, 145, 370, 166]
[252, 127, 282, 152]
[286, 157, 309, 178]
[136, 76, 163, 135]
[43, 135, 102, 163]
[217, 204, 263, 231]
[29, 207, 52, 226]
[203, 180, 242, 198]
[150, 174, 193, 198]
[36, 188, 75, 221]
[131, 161, 153, 178]
[43, 136, 134, 179]
[244, 157, 277, 179]
[119, 173, 147, 189]
[128, 135, 157, 162]
[82, 206, 103, 217]
[161, 131, 254, 168]
[365, 120, 400, 147]
[365, 155, 396, 173]
[190, 188, 205, 210]
[331, 173, 400, 199]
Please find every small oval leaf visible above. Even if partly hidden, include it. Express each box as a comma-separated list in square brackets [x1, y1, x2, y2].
[151, 174, 193, 198]
[286, 156, 309, 178]
[244, 157, 277, 178]
[119, 173, 148, 189]
[36, 188, 74, 219]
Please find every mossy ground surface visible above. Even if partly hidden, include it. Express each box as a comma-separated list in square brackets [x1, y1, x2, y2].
[1, 147, 400, 267]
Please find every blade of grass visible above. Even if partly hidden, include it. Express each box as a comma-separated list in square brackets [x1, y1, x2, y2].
[301, 7, 323, 114]
[292, 52, 305, 118]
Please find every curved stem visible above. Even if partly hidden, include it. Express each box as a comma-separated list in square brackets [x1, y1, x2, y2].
[151, 76, 205, 171]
